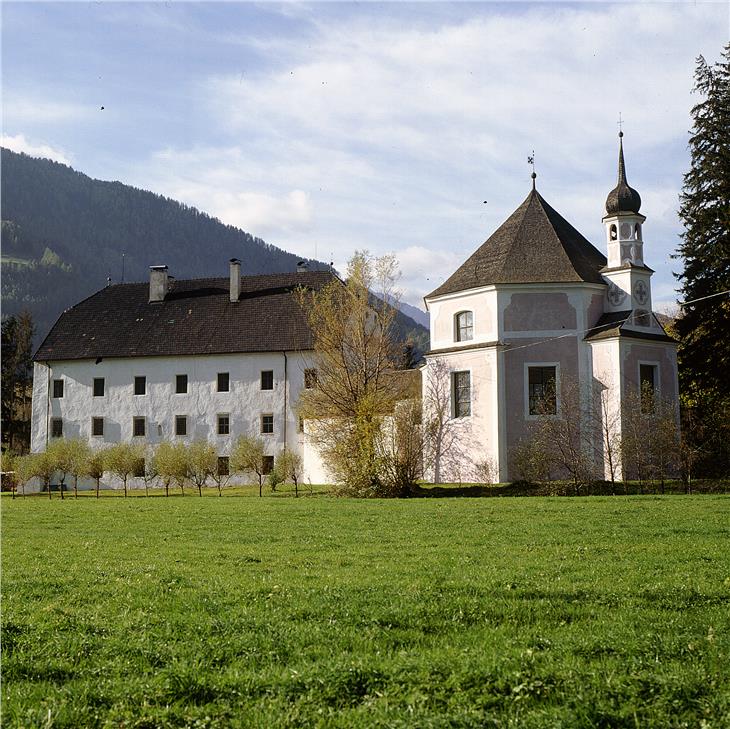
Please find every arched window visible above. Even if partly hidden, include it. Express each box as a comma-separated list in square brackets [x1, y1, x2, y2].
[455, 311, 473, 342]
[635, 223, 642, 239]
[609, 224, 617, 241]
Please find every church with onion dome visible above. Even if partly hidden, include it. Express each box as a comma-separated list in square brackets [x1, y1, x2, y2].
[422, 133, 679, 482]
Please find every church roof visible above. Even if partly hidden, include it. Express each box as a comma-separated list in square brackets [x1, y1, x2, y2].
[604, 133, 642, 216]
[427, 186, 607, 299]
[584, 310, 676, 343]
[33, 271, 336, 362]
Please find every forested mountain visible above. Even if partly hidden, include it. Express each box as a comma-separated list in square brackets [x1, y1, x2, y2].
[1, 149, 428, 355]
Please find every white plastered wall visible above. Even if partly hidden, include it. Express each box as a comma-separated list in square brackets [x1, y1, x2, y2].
[29, 351, 330, 490]
[427, 288, 498, 350]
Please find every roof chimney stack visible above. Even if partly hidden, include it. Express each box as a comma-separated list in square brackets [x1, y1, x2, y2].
[297, 260, 309, 273]
[149, 266, 168, 303]
[229, 258, 241, 302]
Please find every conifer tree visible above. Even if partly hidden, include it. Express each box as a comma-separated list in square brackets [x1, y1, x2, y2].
[675, 43, 730, 402]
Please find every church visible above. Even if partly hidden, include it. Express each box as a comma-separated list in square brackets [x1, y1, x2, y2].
[422, 133, 679, 482]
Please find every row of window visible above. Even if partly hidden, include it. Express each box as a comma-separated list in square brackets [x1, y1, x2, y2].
[51, 369, 317, 399]
[451, 363, 659, 419]
[49, 412, 294, 439]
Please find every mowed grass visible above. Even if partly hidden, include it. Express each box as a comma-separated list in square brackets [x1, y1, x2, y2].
[2, 495, 729, 728]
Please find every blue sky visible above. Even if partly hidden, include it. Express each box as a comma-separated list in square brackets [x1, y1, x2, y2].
[2, 1, 728, 310]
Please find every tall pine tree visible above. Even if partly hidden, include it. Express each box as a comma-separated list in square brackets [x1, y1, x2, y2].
[675, 43, 730, 403]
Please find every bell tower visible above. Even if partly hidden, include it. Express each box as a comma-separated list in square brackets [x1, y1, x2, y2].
[601, 132, 654, 324]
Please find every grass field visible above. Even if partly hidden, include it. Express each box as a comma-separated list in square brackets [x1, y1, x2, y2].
[2, 494, 729, 728]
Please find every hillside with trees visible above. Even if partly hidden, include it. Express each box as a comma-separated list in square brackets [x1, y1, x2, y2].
[0, 148, 428, 355]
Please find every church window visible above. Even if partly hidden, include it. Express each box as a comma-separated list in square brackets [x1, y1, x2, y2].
[452, 371, 471, 417]
[609, 224, 617, 241]
[639, 364, 658, 413]
[455, 311, 474, 342]
[635, 223, 642, 239]
[528, 366, 557, 416]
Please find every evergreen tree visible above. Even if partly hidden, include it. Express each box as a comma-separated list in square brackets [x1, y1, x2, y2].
[1, 311, 35, 451]
[675, 43, 730, 403]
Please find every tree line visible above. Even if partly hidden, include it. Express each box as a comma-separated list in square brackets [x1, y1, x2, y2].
[1, 436, 304, 499]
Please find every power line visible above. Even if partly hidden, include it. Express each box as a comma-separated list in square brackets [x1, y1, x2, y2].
[678, 289, 730, 306]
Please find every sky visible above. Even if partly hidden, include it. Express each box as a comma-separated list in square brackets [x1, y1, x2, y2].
[2, 1, 728, 312]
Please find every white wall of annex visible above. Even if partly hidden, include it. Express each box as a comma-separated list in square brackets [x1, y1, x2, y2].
[427, 289, 498, 351]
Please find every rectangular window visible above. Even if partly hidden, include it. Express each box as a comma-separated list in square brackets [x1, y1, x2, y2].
[640, 364, 657, 413]
[93, 377, 105, 397]
[217, 372, 229, 392]
[134, 376, 146, 395]
[304, 369, 317, 389]
[452, 371, 471, 418]
[51, 417, 63, 438]
[261, 370, 274, 390]
[133, 417, 146, 437]
[217, 456, 229, 477]
[456, 311, 474, 342]
[261, 414, 274, 434]
[91, 417, 104, 437]
[52, 379, 64, 398]
[528, 366, 557, 415]
[175, 415, 187, 436]
[262, 455, 274, 475]
[176, 374, 188, 394]
[217, 413, 230, 435]
[133, 458, 145, 478]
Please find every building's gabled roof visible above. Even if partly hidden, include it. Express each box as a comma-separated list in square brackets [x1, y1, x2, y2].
[34, 271, 336, 362]
[426, 187, 607, 299]
[584, 310, 677, 343]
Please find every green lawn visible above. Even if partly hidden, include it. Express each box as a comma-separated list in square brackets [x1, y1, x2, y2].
[2, 495, 729, 728]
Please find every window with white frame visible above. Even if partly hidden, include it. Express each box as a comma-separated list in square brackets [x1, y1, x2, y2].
[53, 379, 64, 398]
[93, 377, 105, 397]
[452, 371, 471, 418]
[51, 417, 63, 438]
[217, 372, 229, 392]
[133, 417, 146, 437]
[261, 414, 274, 434]
[260, 370, 274, 390]
[91, 417, 104, 437]
[455, 311, 474, 342]
[528, 365, 557, 415]
[134, 376, 146, 396]
[217, 413, 230, 435]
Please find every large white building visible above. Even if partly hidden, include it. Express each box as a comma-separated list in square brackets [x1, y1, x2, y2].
[422, 134, 679, 482]
[31, 261, 331, 487]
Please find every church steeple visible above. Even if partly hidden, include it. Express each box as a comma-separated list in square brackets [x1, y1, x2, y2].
[605, 132, 642, 215]
[602, 132, 647, 269]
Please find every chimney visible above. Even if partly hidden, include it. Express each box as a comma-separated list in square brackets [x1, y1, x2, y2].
[229, 258, 241, 302]
[297, 260, 309, 273]
[149, 265, 168, 302]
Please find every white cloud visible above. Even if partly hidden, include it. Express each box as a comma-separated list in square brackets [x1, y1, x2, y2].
[127, 2, 725, 304]
[1, 133, 72, 165]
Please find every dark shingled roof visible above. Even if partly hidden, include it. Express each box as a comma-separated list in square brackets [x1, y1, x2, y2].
[584, 310, 677, 343]
[426, 188, 607, 299]
[34, 271, 336, 362]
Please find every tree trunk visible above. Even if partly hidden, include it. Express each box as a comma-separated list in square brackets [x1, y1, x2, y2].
[74, 475, 78, 499]
[259, 476, 263, 497]
[96, 479, 100, 498]
[197, 483, 202, 497]
[47, 479, 52, 500]
[60, 478, 65, 500]
[123, 478, 127, 497]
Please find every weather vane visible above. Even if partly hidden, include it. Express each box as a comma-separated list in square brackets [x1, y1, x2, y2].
[527, 150, 536, 188]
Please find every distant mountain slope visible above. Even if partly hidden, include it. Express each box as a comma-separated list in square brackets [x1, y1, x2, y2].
[1, 149, 428, 357]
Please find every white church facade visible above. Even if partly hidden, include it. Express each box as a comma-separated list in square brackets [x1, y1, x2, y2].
[422, 134, 679, 482]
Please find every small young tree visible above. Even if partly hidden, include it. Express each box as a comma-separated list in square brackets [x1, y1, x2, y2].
[422, 358, 471, 484]
[210, 455, 231, 496]
[376, 398, 424, 496]
[65, 439, 91, 498]
[105, 442, 144, 497]
[140, 446, 159, 496]
[46, 438, 73, 499]
[273, 449, 303, 497]
[84, 448, 107, 498]
[16, 451, 56, 498]
[154, 441, 188, 496]
[231, 435, 268, 496]
[187, 440, 217, 497]
[592, 380, 622, 492]
[1, 450, 18, 498]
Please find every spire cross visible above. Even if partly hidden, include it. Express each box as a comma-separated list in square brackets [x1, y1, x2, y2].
[617, 113, 624, 135]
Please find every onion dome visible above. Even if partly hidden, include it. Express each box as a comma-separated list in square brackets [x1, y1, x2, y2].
[605, 132, 641, 215]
